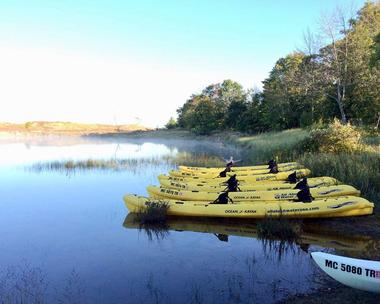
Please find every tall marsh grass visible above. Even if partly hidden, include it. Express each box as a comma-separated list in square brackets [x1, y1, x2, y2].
[237, 129, 309, 164]
[298, 153, 380, 203]
[236, 127, 380, 213]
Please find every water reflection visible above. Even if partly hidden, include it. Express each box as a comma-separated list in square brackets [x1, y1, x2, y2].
[122, 214, 322, 303]
[26, 152, 227, 174]
[123, 214, 373, 254]
[0, 135, 241, 168]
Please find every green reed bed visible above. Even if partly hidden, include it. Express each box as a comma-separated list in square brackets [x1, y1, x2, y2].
[234, 126, 380, 214]
[237, 129, 309, 164]
[298, 152, 380, 204]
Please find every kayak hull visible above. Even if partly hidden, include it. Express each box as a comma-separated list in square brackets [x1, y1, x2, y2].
[311, 252, 380, 293]
[123, 195, 373, 218]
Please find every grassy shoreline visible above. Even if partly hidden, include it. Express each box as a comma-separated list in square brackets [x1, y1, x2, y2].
[0, 121, 150, 135]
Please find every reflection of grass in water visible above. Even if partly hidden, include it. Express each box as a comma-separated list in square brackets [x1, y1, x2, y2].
[257, 217, 300, 242]
[257, 217, 301, 261]
[27, 152, 225, 173]
[134, 202, 170, 241]
[0, 264, 85, 304]
[0, 264, 47, 304]
[59, 269, 86, 304]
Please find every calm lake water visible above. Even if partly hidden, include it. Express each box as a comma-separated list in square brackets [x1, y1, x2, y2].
[0, 135, 378, 303]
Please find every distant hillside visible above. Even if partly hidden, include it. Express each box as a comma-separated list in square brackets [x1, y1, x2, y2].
[0, 121, 151, 135]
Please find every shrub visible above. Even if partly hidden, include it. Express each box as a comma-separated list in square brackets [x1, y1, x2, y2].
[136, 201, 169, 223]
[303, 119, 363, 153]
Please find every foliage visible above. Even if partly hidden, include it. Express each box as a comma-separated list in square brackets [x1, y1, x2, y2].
[136, 201, 169, 223]
[177, 80, 246, 134]
[234, 127, 380, 214]
[305, 119, 363, 153]
[165, 117, 178, 129]
[176, 2, 380, 134]
[298, 151, 380, 204]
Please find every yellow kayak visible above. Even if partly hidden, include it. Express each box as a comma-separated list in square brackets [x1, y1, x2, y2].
[179, 162, 300, 172]
[168, 169, 311, 181]
[123, 194, 374, 218]
[159, 176, 339, 192]
[178, 164, 302, 175]
[169, 168, 310, 179]
[147, 185, 360, 202]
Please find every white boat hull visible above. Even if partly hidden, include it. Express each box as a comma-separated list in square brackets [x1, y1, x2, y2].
[311, 252, 380, 293]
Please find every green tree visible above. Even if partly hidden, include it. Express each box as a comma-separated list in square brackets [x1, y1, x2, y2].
[262, 53, 308, 129]
[190, 96, 218, 135]
[201, 80, 245, 129]
[165, 117, 178, 129]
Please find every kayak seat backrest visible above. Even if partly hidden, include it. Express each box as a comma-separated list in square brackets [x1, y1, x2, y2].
[286, 172, 298, 183]
[211, 192, 230, 204]
[294, 178, 308, 190]
[296, 187, 314, 203]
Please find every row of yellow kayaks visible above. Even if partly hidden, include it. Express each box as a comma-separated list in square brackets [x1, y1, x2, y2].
[123, 161, 375, 218]
[166, 168, 311, 183]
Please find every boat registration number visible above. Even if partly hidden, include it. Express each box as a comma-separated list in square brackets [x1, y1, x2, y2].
[325, 259, 380, 278]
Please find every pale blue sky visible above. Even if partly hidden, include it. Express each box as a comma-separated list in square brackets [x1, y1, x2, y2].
[0, 0, 367, 126]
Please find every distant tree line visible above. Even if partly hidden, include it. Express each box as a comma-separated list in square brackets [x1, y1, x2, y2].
[174, 1, 380, 134]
